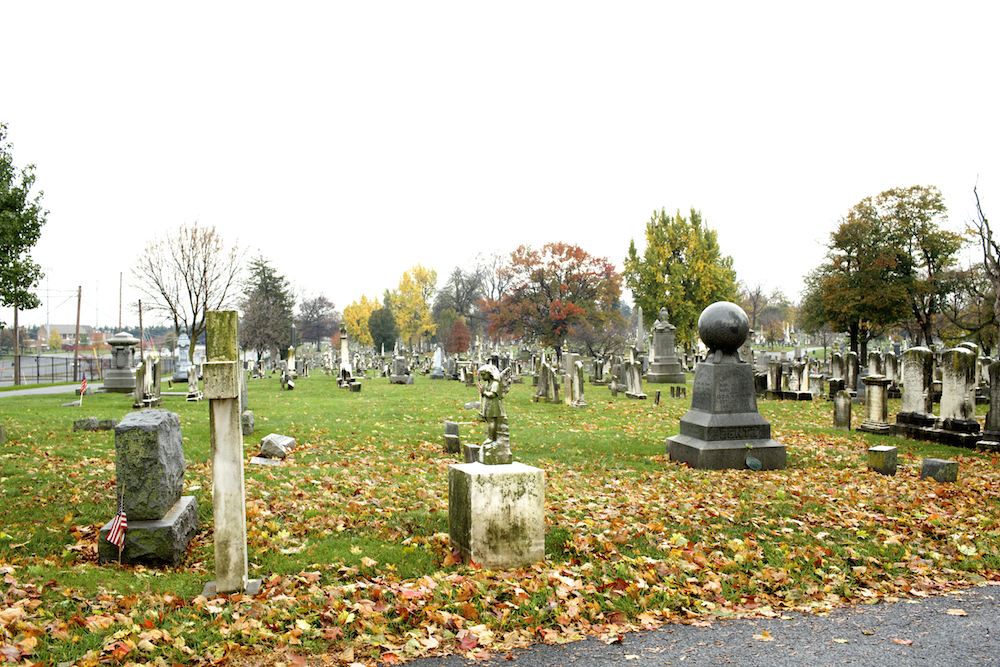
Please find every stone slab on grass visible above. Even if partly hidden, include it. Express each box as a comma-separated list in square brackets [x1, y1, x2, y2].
[98, 495, 198, 566]
[921, 458, 959, 483]
[259, 433, 295, 460]
[449, 462, 545, 570]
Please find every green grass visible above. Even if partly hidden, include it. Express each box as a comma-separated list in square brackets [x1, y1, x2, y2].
[1, 370, 999, 664]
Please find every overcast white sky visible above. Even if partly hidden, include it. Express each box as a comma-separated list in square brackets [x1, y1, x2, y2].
[3, 2, 997, 333]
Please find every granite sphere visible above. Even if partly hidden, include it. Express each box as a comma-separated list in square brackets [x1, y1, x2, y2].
[697, 302, 750, 353]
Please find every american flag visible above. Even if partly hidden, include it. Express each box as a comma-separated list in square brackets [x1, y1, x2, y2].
[106, 494, 127, 551]
[80, 375, 87, 395]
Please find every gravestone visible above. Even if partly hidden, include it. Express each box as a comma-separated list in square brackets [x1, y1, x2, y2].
[390, 355, 414, 384]
[833, 390, 852, 430]
[646, 307, 686, 384]
[766, 359, 783, 399]
[98, 409, 198, 565]
[104, 332, 140, 393]
[976, 360, 1000, 452]
[867, 445, 897, 476]
[430, 346, 445, 380]
[857, 375, 892, 435]
[174, 333, 192, 382]
[845, 352, 859, 395]
[443, 421, 461, 454]
[830, 352, 844, 383]
[624, 350, 647, 400]
[667, 302, 785, 470]
[202, 311, 260, 596]
[920, 458, 958, 483]
[572, 360, 587, 408]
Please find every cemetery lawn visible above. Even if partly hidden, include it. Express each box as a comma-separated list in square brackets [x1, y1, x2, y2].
[1, 374, 999, 666]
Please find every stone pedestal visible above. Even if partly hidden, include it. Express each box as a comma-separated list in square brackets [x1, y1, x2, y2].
[858, 375, 892, 435]
[448, 462, 545, 569]
[666, 302, 785, 471]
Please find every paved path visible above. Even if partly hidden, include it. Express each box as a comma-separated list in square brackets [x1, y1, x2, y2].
[411, 584, 999, 666]
[0, 383, 104, 397]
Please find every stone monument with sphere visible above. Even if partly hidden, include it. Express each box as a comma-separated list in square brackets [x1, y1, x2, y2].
[667, 302, 786, 470]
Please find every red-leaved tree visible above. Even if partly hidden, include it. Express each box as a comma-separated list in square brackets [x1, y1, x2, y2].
[446, 318, 471, 355]
[481, 242, 624, 358]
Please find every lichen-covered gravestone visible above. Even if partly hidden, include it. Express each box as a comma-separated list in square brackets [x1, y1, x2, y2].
[98, 409, 198, 565]
[667, 301, 785, 470]
[449, 364, 544, 569]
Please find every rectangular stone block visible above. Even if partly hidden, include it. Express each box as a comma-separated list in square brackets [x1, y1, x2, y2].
[115, 409, 185, 521]
[99, 495, 198, 566]
[449, 462, 545, 569]
[867, 445, 897, 476]
[920, 458, 958, 483]
[203, 361, 240, 400]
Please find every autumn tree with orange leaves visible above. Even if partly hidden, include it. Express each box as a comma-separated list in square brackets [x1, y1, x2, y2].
[481, 242, 624, 358]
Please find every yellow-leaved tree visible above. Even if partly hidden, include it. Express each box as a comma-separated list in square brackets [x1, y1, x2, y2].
[624, 208, 737, 350]
[386, 265, 438, 347]
[342, 295, 379, 348]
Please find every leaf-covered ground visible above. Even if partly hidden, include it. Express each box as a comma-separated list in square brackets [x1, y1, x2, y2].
[1, 372, 998, 666]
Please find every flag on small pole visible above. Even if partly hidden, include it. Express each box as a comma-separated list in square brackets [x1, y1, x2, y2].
[106, 491, 127, 563]
[80, 375, 87, 404]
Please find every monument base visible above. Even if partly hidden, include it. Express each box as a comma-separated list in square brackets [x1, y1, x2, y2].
[857, 420, 892, 435]
[99, 496, 198, 566]
[448, 462, 545, 570]
[667, 434, 786, 471]
[430, 372, 445, 380]
[390, 375, 414, 385]
[890, 412, 982, 449]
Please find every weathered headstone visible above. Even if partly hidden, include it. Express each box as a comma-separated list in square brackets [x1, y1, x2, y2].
[202, 311, 260, 596]
[667, 302, 785, 470]
[174, 333, 192, 382]
[647, 307, 686, 384]
[920, 458, 958, 483]
[833, 390, 852, 430]
[98, 409, 198, 565]
[430, 346, 445, 380]
[976, 360, 1000, 452]
[443, 421, 461, 454]
[868, 445, 897, 476]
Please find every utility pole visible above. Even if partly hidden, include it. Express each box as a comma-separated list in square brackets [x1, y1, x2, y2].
[73, 286, 82, 382]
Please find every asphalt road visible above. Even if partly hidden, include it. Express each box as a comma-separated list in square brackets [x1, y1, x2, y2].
[410, 584, 999, 666]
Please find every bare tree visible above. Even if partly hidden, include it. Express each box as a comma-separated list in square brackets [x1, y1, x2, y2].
[971, 185, 1000, 327]
[132, 222, 245, 360]
[737, 281, 768, 330]
[297, 294, 340, 347]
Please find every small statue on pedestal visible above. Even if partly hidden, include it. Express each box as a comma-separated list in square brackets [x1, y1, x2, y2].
[477, 364, 512, 464]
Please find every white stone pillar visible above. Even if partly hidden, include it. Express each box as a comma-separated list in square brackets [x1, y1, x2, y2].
[204, 311, 259, 596]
